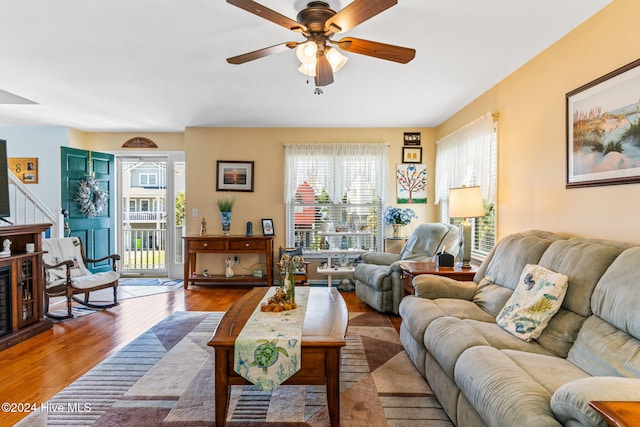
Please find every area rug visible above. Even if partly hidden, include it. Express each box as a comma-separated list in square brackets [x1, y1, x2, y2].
[17, 311, 452, 427]
[118, 278, 183, 287]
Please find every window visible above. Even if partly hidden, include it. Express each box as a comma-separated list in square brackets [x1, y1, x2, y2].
[140, 200, 150, 212]
[284, 143, 388, 253]
[435, 113, 497, 260]
[139, 173, 157, 187]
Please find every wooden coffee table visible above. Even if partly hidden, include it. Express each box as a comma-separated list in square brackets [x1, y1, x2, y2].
[401, 261, 478, 295]
[208, 287, 348, 426]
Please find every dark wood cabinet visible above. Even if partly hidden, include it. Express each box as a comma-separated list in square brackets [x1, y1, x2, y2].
[0, 223, 53, 350]
[183, 235, 274, 288]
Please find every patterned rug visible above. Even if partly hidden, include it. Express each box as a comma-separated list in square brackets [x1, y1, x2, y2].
[18, 311, 452, 426]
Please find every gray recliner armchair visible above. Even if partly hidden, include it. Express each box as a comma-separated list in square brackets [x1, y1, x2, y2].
[353, 223, 460, 314]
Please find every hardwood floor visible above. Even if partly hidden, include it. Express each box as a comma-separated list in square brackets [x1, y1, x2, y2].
[0, 285, 400, 426]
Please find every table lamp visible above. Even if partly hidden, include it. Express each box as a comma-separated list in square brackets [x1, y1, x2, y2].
[448, 186, 485, 268]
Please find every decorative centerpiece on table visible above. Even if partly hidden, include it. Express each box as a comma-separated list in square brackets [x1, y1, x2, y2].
[384, 206, 417, 238]
[261, 253, 304, 312]
[216, 196, 235, 235]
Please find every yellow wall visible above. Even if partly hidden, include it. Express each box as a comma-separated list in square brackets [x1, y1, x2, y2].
[70, 131, 185, 151]
[184, 127, 437, 251]
[436, 0, 640, 243]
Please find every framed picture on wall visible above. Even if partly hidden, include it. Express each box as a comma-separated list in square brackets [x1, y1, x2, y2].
[216, 160, 254, 192]
[567, 58, 640, 188]
[402, 147, 422, 163]
[396, 163, 427, 204]
[403, 132, 421, 146]
[8, 157, 38, 184]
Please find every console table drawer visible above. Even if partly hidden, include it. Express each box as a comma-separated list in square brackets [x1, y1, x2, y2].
[189, 240, 226, 251]
[229, 239, 267, 251]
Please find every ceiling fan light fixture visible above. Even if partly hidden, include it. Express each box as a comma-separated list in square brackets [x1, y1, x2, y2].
[325, 47, 348, 72]
[296, 41, 318, 64]
[298, 61, 317, 77]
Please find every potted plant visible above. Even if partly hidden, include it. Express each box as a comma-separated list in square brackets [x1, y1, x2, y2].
[216, 196, 236, 235]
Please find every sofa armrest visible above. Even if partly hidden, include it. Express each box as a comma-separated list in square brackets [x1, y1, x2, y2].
[551, 377, 640, 427]
[360, 251, 401, 266]
[411, 274, 477, 300]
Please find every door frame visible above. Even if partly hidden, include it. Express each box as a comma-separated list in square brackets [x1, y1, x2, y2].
[115, 151, 185, 279]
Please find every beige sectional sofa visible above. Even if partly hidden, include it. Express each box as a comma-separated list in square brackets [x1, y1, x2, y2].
[399, 230, 640, 427]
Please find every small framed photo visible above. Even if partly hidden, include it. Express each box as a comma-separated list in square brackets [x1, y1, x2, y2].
[261, 218, 274, 236]
[216, 160, 254, 192]
[402, 147, 422, 163]
[8, 157, 38, 184]
[404, 132, 421, 146]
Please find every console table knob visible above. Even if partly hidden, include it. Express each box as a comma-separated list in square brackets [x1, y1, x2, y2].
[204, 243, 208, 247]
[245, 243, 249, 247]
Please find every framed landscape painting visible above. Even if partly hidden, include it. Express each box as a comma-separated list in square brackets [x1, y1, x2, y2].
[216, 160, 254, 192]
[567, 58, 640, 188]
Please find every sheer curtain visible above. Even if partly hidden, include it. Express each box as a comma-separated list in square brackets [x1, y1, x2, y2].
[284, 143, 388, 204]
[434, 112, 496, 204]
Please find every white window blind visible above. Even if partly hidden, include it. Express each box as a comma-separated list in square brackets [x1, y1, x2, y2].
[284, 143, 388, 252]
[436, 113, 498, 259]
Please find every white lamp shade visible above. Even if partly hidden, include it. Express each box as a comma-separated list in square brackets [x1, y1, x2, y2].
[298, 62, 316, 76]
[325, 47, 348, 72]
[448, 186, 485, 218]
[296, 41, 318, 64]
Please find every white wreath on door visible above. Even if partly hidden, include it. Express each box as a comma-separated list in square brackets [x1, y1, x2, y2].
[75, 175, 109, 218]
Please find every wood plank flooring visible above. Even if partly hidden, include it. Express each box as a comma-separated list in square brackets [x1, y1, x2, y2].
[0, 285, 400, 426]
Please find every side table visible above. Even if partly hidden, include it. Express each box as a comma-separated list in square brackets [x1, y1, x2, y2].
[589, 401, 640, 427]
[400, 261, 478, 296]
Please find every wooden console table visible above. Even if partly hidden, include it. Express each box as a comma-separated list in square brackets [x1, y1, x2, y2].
[0, 223, 52, 350]
[183, 235, 273, 288]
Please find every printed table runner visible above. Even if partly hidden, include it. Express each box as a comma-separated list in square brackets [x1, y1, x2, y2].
[234, 286, 309, 392]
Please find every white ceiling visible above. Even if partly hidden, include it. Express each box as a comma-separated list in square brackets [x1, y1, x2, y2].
[0, 0, 611, 132]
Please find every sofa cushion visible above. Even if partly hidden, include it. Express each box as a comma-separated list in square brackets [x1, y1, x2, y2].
[567, 315, 640, 378]
[497, 264, 568, 341]
[590, 246, 640, 339]
[425, 317, 553, 377]
[399, 296, 495, 345]
[532, 238, 626, 357]
[538, 238, 626, 319]
[473, 232, 562, 316]
[454, 346, 562, 427]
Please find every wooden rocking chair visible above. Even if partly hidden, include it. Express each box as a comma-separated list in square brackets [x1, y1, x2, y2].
[43, 237, 120, 320]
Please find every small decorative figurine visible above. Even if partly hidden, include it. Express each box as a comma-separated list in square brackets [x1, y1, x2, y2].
[225, 257, 234, 278]
[0, 238, 11, 257]
[200, 217, 207, 236]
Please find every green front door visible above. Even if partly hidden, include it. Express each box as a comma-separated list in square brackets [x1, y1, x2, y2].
[61, 147, 115, 273]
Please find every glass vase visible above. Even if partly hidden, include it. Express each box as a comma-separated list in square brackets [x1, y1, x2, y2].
[220, 211, 232, 235]
[392, 224, 404, 239]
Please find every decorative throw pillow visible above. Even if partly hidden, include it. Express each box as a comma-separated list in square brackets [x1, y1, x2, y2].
[496, 264, 569, 341]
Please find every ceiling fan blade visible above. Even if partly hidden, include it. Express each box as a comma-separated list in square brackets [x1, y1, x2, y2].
[227, 0, 306, 32]
[227, 42, 296, 64]
[315, 54, 334, 87]
[337, 37, 415, 64]
[325, 0, 397, 33]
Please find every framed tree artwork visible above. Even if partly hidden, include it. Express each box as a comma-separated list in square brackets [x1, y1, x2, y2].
[396, 164, 426, 204]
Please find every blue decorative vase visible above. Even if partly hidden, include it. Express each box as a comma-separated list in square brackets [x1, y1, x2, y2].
[221, 211, 232, 235]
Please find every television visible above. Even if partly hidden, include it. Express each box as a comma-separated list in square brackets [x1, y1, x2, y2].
[0, 140, 11, 224]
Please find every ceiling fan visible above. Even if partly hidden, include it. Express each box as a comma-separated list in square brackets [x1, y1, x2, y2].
[226, 0, 416, 87]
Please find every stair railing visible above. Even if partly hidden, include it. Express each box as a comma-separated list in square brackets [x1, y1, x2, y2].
[7, 170, 62, 237]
